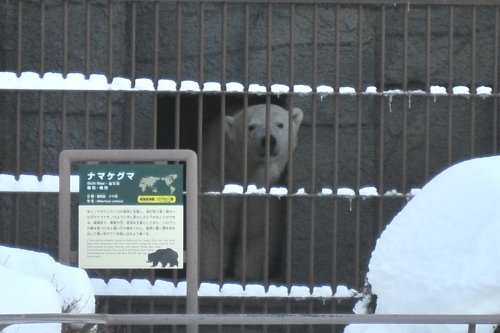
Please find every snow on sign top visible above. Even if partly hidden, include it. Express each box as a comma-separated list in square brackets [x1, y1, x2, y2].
[345, 155, 500, 333]
[0, 72, 495, 96]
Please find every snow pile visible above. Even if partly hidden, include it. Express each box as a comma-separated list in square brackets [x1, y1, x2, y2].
[345, 156, 500, 333]
[0, 245, 95, 333]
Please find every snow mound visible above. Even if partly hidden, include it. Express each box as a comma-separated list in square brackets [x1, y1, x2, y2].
[345, 156, 500, 333]
[0, 265, 61, 333]
[0, 245, 95, 333]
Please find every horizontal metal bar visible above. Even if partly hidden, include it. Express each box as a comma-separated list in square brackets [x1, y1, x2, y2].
[109, 0, 500, 6]
[1, 313, 500, 326]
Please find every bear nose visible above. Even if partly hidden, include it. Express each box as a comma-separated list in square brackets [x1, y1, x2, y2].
[261, 135, 277, 151]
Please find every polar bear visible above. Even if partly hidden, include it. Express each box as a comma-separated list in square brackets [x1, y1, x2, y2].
[200, 104, 304, 282]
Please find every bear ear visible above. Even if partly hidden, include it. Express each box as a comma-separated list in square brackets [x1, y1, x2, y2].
[291, 107, 304, 127]
[225, 115, 235, 141]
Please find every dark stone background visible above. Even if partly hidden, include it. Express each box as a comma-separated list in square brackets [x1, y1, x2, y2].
[0, 1, 498, 291]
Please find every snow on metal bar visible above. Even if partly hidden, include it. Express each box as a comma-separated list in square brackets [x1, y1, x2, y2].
[0, 174, 419, 199]
[90, 278, 361, 299]
[0, 72, 495, 97]
[0, 174, 79, 193]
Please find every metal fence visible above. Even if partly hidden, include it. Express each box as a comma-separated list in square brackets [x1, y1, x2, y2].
[0, 0, 499, 331]
[2, 313, 500, 333]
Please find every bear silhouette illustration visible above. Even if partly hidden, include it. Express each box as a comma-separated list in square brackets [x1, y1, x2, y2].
[147, 248, 179, 268]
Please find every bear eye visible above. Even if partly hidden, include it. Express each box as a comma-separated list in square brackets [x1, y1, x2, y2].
[248, 124, 256, 132]
[277, 123, 284, 129]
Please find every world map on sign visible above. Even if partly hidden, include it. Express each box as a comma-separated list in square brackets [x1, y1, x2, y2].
[138, 174, 178, 194]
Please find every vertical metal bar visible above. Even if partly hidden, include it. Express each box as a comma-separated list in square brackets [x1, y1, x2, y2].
[14, 0, 22, 245]
[244, 3, 250, 89]
[447, 6, 455, 165]
[470, 6, 477, 157]
[106, 0, 114, 149]
[152, 93, 158, 149]
[285, 6, 296, 330]
[401, 3, 409, 193]
[262, 1, 273, 288]
[198, 1, 205, 186]
[198, 2, 205, 86]
[468, 323, 476, 333]
[424, 5, 431, 182]
[217, 2, 228, 290]
[63, 0, 68, 77]
[175, 2, 182, 149]
[108, 0, 113, 81]
[170, 0, 182, 291]
[331, 1, 340, 294]
[221, 2, 227, 88]
[16, 0, 22, 75]
[239, 2, 250, 287]
[308, 3, 319, 291]
[129, 2, 137, 148]
[85, 0, 91, 78]
[197, 3, 205, 291]
[176, 2, 182, 88]
[265, 2, 272, 188]
[38, 1, 46, 177]
[84, 0, 91, 148]
[153, 1, 159, 85]
[38, 92, 45, 177]
[61, 92, 67, 150]
[377, 5, 386, 233]
[126, 294, 132, 333]
[285, 2, 295, 291]
[40, 0, 45, 75]
[354, 4, 364, 288]
[217, 130, 225, 286]
[130, 1, 137, 83]
[16, 92, 21, 177]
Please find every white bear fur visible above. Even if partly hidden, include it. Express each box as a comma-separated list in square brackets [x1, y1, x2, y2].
[200, 104, 303, 282]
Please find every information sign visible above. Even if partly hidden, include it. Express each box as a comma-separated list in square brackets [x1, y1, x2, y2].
[78, 164, 184, 269]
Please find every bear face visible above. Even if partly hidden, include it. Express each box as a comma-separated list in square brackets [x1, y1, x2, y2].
[223, 104, 304, 186]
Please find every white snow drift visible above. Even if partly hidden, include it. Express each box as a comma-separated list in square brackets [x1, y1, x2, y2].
[346, 155, 500, 333]
[0, 246, 95, 333]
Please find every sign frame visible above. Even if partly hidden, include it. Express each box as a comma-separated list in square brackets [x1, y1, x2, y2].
[58, 149, 198, 318]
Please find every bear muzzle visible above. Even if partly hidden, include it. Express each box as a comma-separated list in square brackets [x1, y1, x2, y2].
[259, 135, 279, 157]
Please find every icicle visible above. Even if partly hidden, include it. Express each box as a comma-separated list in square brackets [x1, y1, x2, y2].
[388, 94, 393, 113]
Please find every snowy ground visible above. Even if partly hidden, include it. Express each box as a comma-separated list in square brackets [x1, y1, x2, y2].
[0, 246, 95, 333]
[345, 155, 500, 333]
